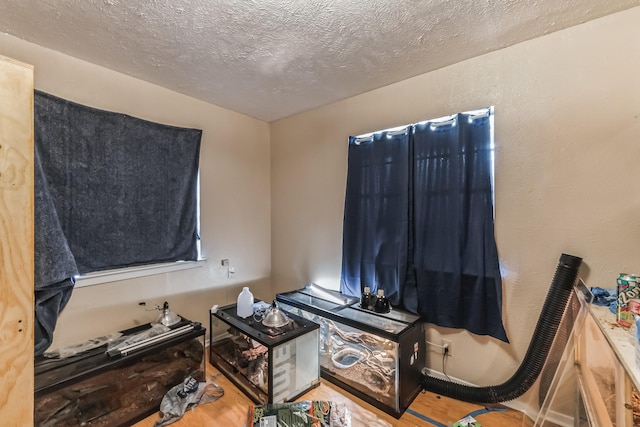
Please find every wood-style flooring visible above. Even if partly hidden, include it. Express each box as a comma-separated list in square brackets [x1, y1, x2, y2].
[133, 360, 534, 427]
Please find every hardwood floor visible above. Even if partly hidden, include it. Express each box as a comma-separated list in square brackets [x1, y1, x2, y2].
[134, 360, 533, 427]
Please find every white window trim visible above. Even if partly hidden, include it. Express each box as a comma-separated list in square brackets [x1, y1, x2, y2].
[74, 259, 207, 288]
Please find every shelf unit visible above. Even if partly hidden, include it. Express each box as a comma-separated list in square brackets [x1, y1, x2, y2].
[576, 304, 639, 426]
[532, 281, 639, 426]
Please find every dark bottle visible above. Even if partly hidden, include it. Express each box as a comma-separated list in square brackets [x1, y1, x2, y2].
[374, 289, 390, 313]
[361, 286, 374, 310]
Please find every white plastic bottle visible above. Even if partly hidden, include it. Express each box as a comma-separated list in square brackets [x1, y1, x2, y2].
[237, 287, 254, 318]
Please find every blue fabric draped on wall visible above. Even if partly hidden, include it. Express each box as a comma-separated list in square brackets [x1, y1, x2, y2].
[340, 108, 508, 342]
[34, 91, 202, 355]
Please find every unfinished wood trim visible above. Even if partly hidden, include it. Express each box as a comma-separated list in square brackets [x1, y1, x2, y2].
[0, 54, 34, 425]
[617, 363, 633, 427]
[575, 315, 616, 427]
[576, 364, 615, 427]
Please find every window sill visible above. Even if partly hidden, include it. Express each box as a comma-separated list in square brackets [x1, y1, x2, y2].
[73, 259, 207, 288]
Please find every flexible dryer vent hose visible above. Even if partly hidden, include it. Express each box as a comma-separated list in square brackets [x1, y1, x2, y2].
[421, 253, 582, 404]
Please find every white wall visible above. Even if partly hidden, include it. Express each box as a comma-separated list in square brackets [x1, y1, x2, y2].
[270, 7, 640, 418]
[0, 33, 272, 348]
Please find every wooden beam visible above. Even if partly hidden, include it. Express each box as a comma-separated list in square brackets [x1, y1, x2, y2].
[0, 54, 34, 425]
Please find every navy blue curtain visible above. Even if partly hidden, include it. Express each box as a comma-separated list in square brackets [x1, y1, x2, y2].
[412, 111, 507, 342]
[340, 128, 410, 306]
[340, 109, 507, 342]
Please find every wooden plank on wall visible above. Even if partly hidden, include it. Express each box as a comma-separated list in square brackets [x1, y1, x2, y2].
[0, 54, 34, 425]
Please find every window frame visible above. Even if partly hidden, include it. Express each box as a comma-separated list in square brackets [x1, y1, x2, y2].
[73, 259, 206, 287]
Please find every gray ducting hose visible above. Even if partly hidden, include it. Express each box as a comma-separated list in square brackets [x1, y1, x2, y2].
[421, 253, 582, 403]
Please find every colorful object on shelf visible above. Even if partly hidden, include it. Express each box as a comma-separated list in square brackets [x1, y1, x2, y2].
[616, 274, 640, 327]
[629, 298, 640, 315]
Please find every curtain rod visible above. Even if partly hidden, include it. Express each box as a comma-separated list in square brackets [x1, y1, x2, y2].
[352, 126, 408, 144]
[351, 107, 493, 144]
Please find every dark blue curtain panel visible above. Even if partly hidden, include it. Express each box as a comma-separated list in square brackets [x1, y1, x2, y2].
[341, 109, 507, 342]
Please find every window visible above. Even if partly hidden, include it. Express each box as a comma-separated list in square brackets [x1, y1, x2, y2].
[340, 107, 507, 342]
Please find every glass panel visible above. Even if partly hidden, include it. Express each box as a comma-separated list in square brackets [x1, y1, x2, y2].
[353, 305, 421, 324]
[339, 307, 410, 334]
[210, 324, 270, 398]
[282, 293, 341, 311]
[299, 284, 359, 306]
[280, 292, 412, 335]
[279, 303, 398, 409]
[273, 330, 319, 402]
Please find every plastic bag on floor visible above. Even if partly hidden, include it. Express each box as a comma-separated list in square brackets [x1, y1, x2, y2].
[154, 375, 224, 427]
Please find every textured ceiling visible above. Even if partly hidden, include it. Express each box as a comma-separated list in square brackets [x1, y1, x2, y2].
[1, 0, 638, 122]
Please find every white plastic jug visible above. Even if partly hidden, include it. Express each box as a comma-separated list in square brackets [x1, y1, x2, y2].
[237, 287, 254, 318]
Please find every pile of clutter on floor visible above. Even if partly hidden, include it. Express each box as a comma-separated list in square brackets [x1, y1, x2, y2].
[246, 400, 351, 427]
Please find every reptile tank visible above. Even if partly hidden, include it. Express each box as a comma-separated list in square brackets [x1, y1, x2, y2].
[276, 284, 426, 418]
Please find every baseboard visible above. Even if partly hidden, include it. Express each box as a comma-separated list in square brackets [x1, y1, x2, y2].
[421, 367, 475, 386]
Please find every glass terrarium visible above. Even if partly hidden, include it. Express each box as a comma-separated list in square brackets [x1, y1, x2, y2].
[34, 318, 206, 427]
[209, 302, 320, 404]
[276, 284, 425, 418]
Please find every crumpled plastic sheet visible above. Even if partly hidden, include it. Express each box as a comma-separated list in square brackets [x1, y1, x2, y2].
[154, 375, 224, 427]
[106, 323, 171, 353]
[43, 332, 123, 359]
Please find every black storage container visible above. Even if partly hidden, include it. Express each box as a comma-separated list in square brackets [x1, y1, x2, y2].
[276, 284, 425, 418]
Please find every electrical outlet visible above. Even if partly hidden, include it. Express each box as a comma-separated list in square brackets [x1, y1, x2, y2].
[442, 339, 453, 357]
